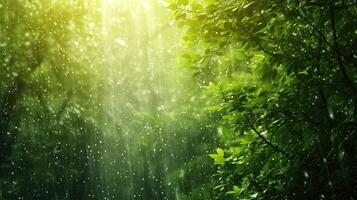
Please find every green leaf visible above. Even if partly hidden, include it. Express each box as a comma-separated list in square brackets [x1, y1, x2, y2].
[209, 148, 225, 164]
[243, 1, 255, 9]
[233, 185, 240, 192]
[227, 185, 240, 194]
[217, 148, 224, 157]
[250, 192, 258, 198]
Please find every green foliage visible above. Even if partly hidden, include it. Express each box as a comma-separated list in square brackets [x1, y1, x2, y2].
[209, 148, 225, 165]
[170, 0, 357, 199]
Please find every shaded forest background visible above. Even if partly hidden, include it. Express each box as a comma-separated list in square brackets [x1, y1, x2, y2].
[0, 0, 357, 199]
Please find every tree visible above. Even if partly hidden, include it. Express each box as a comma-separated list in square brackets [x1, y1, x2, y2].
[0, 0, 103, 198]
[169, 0, 357, 199]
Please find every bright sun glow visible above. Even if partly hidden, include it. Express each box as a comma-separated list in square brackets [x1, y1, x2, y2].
[103, 0, 113, 4]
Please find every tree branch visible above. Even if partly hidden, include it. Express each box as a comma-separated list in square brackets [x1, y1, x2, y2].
[294, 8, 357, 67]
[329, 4, 357, 92]
[250, 125, 291, 158]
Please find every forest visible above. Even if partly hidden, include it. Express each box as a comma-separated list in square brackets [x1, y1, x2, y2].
[0, 0, 356, 199]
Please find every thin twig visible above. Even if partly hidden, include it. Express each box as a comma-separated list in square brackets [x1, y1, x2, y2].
[250, 125, 291, 158]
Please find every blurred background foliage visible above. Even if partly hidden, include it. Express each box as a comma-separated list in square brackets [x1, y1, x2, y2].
[0, 0, 219, 199]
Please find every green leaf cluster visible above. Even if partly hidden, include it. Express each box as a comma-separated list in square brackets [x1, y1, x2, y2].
[170, 0, 357, 199]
